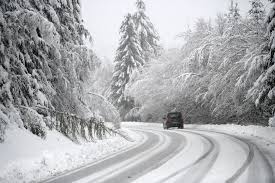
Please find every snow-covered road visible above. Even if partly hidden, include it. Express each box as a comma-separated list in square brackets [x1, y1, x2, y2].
[43, 124, 274, 183]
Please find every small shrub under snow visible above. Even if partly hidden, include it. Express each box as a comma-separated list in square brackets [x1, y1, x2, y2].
[21, 108, 47, 139]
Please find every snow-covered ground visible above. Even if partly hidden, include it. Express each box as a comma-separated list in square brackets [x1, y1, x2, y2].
[123, 122, 275, 183]
[126, 122, 275, 158]
[1, 122, 275, 183]
[187, 124, 275, 143]
[188, 123, 275, 178]
[0, 126, 141, 183]
[123, 122, 275, 143]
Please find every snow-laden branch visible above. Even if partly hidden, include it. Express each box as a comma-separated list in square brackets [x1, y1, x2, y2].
[174, 73, 203, 79]
[14, 104, 127, 141]
[88, 92, 121, 128]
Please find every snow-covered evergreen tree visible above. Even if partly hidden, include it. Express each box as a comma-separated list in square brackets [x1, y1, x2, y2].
[224, 0, 244, 36]
[227, 0, 241, 23]
[245, 0, 275, 124]
[110, 14, 144, 117]
[0, 0, 101, 142]
[249, 0, 265, 23]
[215, 13, 227, 36]
[134, 0, 160, 62]
[195, 18, 209, 33]
[248, 0, 266, 34]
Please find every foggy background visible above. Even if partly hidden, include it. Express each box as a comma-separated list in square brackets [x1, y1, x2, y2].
[82, 0, 268, 60]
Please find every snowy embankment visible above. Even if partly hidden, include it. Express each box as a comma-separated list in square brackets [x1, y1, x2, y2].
[188, 124, 275, 170]
[0, 126, 141, 183]
[187, 124, 275, 143]
[123, 122, 275, 143]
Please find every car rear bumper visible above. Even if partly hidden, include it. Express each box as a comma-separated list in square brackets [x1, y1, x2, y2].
[166, 122, 183, 127]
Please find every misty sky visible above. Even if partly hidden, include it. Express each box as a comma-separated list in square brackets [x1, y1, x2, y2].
[82, 0, 269, 60]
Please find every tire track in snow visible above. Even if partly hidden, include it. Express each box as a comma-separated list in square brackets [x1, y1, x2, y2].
[43, 128, 187, 183]
[80, 129, 168, 183]
[244, 143, 274, 183]
[43, 125, 274, 183]
[84, 129, 186, 183]
[174, 131, 220, 183]
[156, 130, 219, 183]
[189, 129, 274, 183]
[182, 129, 253, 183]
[42, 130, 149, 183]
[218, 134, 273, 183]
[223, 136, 254, 183]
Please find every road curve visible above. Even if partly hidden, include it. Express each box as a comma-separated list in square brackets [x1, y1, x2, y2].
[42, 128, 186, 183]
[134, 126, 274, 183]
[42, 124, 274, 183]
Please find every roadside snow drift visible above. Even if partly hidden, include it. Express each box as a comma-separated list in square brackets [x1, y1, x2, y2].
[0, 126, 140, 183]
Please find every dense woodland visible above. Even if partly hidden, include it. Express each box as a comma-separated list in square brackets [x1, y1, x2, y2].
[1, 0, 275, 143]
[0, 0, 117, 142]
[112, 0, 275, 126]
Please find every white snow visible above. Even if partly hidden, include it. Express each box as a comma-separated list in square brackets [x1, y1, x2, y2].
[1, 122, 274, 183]
[0, 126, 141, 183]
[123, 122, 275, 143]
[269, 116, 275, 127]
[123, 122, 275, 183]
[186, 123, 275, 143]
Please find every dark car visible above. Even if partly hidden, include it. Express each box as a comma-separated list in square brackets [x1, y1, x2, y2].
[163, 112, 184, 129]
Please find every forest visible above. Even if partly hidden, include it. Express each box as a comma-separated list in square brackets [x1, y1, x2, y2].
[111, 0, 275, 126]
[0, 0, 119, 143]
[1, 0, 275, 144]
[2, 0, 275, 182]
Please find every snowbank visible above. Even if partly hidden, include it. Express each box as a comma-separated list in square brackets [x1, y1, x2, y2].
[123, 122, 275, 143]
[187, 124, 275, 143]
[0, 126, 140, 183]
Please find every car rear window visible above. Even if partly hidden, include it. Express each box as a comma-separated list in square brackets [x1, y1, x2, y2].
[168, 113, 181, 118]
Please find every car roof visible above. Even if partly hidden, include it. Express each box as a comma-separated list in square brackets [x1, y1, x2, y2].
[168, 112, 181, 114]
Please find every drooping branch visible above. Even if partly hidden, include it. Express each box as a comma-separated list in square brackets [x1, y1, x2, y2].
[15, 105, 125, 142]
[88, 92, 121, 128]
